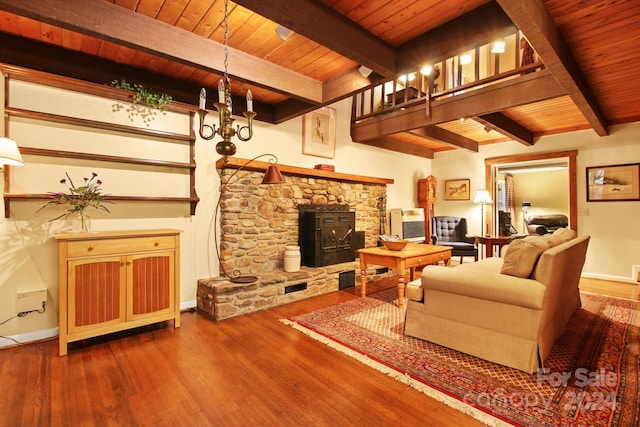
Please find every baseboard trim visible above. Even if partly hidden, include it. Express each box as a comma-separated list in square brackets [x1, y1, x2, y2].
[0, 327, 59, 348]
[582, 272, 636, 284]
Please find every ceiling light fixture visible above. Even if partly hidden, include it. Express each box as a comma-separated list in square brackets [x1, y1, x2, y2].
[358, 65, 372, 77]
[420, 65, 433, 75]
[460, 53, 472, 65]
[275, 25, 293, 41]
[197, 0, 256, 158]
[491, 41, 506, 53]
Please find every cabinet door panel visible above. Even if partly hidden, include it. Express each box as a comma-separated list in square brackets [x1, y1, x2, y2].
[127, 252, 175, 320]
[68, 257, 126, 333]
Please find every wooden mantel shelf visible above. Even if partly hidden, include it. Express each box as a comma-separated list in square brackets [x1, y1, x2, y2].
[216, 157, 394, 185]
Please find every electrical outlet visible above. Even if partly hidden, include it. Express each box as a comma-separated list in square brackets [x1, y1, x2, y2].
[577, 208, 588, 216]
[15, 289, 47, 313]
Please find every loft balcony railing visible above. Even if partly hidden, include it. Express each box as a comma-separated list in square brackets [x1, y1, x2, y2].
[352, 33, 545, 124]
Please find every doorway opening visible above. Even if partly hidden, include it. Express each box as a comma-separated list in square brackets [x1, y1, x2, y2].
[484, 150, 578, 237]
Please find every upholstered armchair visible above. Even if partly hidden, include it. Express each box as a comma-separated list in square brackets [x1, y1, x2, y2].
[525, 214, 569, 235]
[431, 216, 478, 263]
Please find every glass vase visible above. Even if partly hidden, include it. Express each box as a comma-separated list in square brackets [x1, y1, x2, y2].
[71, 211, 91, 233]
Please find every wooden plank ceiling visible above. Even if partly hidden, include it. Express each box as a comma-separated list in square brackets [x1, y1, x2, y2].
[0, 0, 638, 158]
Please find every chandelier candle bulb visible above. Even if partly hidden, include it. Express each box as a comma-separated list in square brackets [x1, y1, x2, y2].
[247, 90, 253, 112]
[218, 80, 225, 103]
[199, 88, 206, 109]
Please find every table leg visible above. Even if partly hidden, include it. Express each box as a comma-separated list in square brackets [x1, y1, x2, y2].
[359, 258, 368, 298]
[397, 259, 406, 309]
[486, 243, 494, 258]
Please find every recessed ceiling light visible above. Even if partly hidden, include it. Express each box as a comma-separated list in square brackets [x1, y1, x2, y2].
[275, 25, 293, 41]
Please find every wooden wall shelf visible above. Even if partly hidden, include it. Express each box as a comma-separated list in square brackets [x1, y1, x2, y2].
[2, 64, 199, 217]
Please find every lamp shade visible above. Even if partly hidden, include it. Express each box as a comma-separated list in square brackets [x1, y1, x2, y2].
[261, 164, 285, 184]
[473, 189, 493, 204]
[0, 137, 24, 166]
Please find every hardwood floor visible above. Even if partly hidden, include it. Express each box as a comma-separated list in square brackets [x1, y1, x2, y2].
[0, 277, 635, 427]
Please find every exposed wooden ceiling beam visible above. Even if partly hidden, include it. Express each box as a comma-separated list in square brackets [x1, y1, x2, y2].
[409, 127, 479, 152]
[0, 0, 323, 103]
[351, 70, 565, 141]
[474, 112, 534, 146]
[354, 138, 435, 159]
[496, 0, 608, 136]
[397, 2, 517, 72]
[233, 0, 395, 77]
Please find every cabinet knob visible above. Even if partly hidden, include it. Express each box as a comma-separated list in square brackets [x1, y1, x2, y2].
[87, 246, 94, 252]
[154, 241, 160, 247]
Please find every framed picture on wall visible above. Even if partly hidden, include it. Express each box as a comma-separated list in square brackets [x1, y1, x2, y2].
[586, 163, 640, 201]
[444, 179, 470, 200]
[302, 106, 336, 159]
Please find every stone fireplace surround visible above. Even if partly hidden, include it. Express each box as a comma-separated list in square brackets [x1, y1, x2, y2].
[197, 158, 395, 320]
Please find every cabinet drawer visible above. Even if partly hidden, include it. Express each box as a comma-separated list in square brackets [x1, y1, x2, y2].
[67, 235, 176, 258]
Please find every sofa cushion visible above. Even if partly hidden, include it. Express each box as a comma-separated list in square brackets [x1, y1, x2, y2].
[500, 237, 550, 278]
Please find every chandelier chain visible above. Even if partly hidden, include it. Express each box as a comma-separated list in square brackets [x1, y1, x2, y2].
[223, 0, 231, 100]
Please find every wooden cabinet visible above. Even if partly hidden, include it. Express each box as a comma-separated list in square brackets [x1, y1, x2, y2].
[56, 229, 181, 355]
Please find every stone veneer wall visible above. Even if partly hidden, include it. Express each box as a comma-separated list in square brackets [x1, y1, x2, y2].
[218, 168, 388, 277]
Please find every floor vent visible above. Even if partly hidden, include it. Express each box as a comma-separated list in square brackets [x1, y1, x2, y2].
[284, 282, 307, 294]
[339, 270, 355, 290]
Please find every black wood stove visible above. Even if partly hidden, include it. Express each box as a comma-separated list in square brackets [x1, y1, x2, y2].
[298, 204, 356, 267]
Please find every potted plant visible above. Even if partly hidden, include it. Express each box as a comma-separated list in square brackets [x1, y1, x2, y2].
[37, 172, 112, 232]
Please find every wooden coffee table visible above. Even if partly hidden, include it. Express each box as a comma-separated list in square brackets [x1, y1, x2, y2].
[358, 243, 452, 309]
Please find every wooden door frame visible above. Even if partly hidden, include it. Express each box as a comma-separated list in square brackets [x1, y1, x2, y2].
[484, 150, 578, 234]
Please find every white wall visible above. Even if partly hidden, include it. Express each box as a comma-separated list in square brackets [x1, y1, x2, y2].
[0, 78, 429, 346]
[433, 122, 640, 282]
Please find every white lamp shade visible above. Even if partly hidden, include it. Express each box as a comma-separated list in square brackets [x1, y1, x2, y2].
[473, 189, 493, 204]
[0, 137, 24, 166]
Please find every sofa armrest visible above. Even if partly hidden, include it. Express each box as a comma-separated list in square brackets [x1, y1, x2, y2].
[421, 265, 546, 309]
[462, 235, 476, 245]
[431, 235, 439, 245]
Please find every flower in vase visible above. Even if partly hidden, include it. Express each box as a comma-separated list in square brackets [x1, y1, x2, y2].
[37, 172, 112, 222]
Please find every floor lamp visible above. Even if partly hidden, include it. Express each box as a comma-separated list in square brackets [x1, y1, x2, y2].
[521, 201, 531, 234]
[214, 154, 284, 283]
[473, 189, 493, 236]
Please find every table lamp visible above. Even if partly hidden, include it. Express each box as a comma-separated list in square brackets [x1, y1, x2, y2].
[521, 201, 532, 233]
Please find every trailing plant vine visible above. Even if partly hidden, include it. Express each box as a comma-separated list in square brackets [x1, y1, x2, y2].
[109, 79, 172, 126]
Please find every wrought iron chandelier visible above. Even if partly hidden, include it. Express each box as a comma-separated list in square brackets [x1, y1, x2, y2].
[197, 0, 255, 157]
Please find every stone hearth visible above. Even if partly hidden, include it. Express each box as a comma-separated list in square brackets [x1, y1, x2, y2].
[196, 158, 395, 320]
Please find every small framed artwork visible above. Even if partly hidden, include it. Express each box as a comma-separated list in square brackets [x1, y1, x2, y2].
[302, 106, 336, 159]
[586, 163, 640, 201]
[444, 179, 470, 200]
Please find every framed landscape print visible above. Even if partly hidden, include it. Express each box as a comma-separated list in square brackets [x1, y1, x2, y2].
[444, 179, 470, 200]
[587, 163, 640, 201]
[302, 106, 336, 159]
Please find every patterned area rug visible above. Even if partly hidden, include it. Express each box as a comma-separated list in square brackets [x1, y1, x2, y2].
[283, 289, 639, 426]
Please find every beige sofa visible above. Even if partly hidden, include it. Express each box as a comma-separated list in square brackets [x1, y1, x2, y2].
[404, 229, 590, 373]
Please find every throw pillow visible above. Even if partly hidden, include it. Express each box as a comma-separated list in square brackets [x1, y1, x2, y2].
[542, 232, 564, 247]
[500, 237, 550, 278]
[553, 227, 576, 242]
